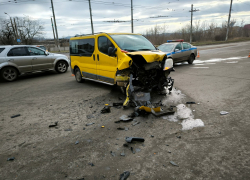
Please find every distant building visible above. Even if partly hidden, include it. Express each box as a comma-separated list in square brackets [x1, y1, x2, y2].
[244, 24, 250, 30]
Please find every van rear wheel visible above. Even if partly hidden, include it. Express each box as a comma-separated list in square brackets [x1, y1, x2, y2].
[75, 68, 84, 83]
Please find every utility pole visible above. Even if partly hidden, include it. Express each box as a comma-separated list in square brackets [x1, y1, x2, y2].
[225, 0, 233, 41]
[131, 0, 134, 33]
[51, 17, 57, 48]
[189, 4, 199, 43]
[13, 18, 19, 40]
[50, 0, 60, 51]
[88, 0, 94, 34]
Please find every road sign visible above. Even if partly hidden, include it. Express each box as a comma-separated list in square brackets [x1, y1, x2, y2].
[17, 39, 21, 42]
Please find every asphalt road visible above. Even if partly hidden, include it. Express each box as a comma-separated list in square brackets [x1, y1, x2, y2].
[0, 41, 250, 180]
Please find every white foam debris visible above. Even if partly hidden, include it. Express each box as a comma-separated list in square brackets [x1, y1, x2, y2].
[162, 88, 185, 106]
[163, 103, 205, 130]
[176, 104, 194, 120]
[181, 119, 204, 130]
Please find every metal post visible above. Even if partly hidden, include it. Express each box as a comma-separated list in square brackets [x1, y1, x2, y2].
[13, 18, 19, 41]
[225, 0, 233, 41]
[190, 4, 193, 43]
[88, 0, 94, 34]
[50, 0, 60, 51]
[131, 0, 134, 33]
[51, 17, 57, 48]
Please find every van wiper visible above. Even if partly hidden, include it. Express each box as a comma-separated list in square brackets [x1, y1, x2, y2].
[138, 49, 155, 51]
[123, 49, 136, 52]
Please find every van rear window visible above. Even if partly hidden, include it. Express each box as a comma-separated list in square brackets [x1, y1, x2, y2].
[70, 38, 94, 56]
[0, 48, 5, 53]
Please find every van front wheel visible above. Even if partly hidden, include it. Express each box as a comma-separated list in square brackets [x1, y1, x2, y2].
[75, 68, 84, 83]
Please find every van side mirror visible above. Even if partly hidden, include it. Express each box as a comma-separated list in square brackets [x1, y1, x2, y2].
[108, 47, 117, 57]
[175, 49, 180, 52]
[45, 51, 49, 56]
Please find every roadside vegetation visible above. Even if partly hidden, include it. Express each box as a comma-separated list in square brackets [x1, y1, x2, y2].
[144, 19, 250, 46]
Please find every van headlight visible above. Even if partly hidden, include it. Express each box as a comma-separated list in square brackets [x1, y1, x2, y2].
[163, 58, 173, 71]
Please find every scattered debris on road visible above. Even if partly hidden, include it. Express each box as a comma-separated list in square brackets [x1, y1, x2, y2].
[130, 147, 135, 154]
[125, 137, 145, 143]
[49, 122, 58, 128]
[64, 128, 72, 131]
[186, 102, 196, 104]
[117, 127, 125, 130]
[132, 121, 140, 126]
[119, 171, 130, 180]
[86, 123, 95, 126]
[120, 151, 125, 156]
[101, 104, 111, 113]
[110, 151, 116, 157]
[220, 111, 229, 115]
[75, 141, 79, 145]
[170, 161, 178, 167]
[88, 163, 94, 166]
[86, 114, 94, 119]
[7, 157, 15, 161]
[113, 103, 123, 106]
[11, 114, 20, 118]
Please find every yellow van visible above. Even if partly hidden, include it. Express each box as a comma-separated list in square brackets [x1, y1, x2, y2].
[70, 33, 174, 106]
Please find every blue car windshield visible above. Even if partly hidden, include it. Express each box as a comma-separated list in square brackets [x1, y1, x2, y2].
[158, 44, 175, 52]
[110, 34, 156, 52]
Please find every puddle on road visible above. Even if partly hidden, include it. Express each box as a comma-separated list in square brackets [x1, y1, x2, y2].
[162, 88, 204, 130]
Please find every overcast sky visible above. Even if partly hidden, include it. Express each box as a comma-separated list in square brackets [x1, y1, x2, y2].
[0, 0, 249, 38]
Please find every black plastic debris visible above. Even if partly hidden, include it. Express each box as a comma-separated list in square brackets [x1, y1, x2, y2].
[75, 141, 79, 145]
[64, 129, 72, 131]
[168, 151, 171, 153]
[132, 122, 140, 126]
[123, 143, 129, 147]
[11, 114, 20, 118]
[88, 163, 94, 166]
[86, 123, 95, 126]
[177, 136, 181, 139]
[130, 147, 135, 154]
[170, 161, 178, 167]
[7, 157, 15, 161]
[119, 171, 130, 180]
[89, 105, 93, 108]
[118, 97, 123, 100]
[110, 151, 116, 157]
[166, 144, 169, 146]
[49, 122, 58, 128]
[151, 135, 154, 138]
[83, 128, 86, 130]
[120, 151, 125, 156]
[113, 103, 123, 106]
[101, 105, 111, 113]
[125, 137, 145, 143]
[117, 127, 125, 130]
[186, 102, 196, 104]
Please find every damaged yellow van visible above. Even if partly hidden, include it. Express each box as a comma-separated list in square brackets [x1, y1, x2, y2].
[70, 33, 174, 106]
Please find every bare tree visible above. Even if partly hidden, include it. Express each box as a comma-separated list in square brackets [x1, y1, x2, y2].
[0, 16, 45, 45]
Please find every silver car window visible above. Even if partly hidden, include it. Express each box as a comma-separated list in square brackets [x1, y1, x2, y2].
[183, 43, 191, 49]
[0, 48, 5, 53]
[175, 43, 182, 50]
[7, 47, 28, 56]
[158, 44, 175, 52]
[28, 47, 45, 56]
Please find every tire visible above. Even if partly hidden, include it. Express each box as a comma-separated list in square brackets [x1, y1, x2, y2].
[188, 54, 195, 64]
[0, 67, 18, 82]
[74, 68, 84, 83]
[56, 61, 68, 73]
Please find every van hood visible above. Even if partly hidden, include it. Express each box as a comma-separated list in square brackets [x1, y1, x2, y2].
[126, 50, 166, 63]
[117, 50, 166, 70]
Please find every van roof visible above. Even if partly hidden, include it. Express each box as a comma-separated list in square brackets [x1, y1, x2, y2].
[70, 32, 141, 40]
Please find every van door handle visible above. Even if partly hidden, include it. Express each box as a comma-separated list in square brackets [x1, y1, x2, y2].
[93, 54, 95, 61]
[97, 54, 99, 61]
[32, 57, 37, 60]
[8, 59, 14, 61]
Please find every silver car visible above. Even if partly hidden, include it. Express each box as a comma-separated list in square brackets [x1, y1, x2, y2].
[0, 45, 69, 82]
[158, 40, 197, 64]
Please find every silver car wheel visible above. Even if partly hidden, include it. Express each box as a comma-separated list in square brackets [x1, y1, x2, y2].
[3, 68, 17, 81]
[57, 62, 67, 72]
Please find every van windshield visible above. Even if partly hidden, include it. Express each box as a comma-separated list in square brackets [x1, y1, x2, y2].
[110, 34, 156, 52]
